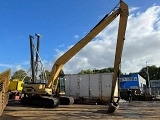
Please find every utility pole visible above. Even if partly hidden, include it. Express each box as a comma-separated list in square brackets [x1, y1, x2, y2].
[146, 62, 150, 88]
[146, 62, 151, 95]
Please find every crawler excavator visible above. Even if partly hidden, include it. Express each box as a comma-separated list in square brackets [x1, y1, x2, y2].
[20, 0, 128, 113]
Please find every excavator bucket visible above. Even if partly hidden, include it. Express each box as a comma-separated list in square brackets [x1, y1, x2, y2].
[107, 81, 120, 113]
[0, 69, 11, 116]
[107, 102, 119, 113]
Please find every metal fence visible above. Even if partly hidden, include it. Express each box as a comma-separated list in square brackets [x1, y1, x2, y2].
[142, 87, 160, 97]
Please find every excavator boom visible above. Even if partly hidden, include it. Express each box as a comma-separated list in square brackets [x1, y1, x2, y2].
[111, 1, 128, 99]
[47, 1, 129, 95]
[47, 8, 120, 88]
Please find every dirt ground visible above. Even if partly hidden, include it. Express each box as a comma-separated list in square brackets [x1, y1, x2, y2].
[1, 100, 160, 120]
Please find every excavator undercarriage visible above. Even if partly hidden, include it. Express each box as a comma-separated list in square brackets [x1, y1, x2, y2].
[21, 95, 60, 108]
[21, 95, 74, 107]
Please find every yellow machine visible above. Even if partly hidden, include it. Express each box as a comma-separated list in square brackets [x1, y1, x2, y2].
[8, 79, 23, 99]
[9, 79, 23, 92]
[21, 0, 128, 113]
[0, 69, 11, 116]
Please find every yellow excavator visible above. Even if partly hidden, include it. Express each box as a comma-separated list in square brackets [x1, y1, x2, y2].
[0, 69, 11, 116]
[21, 0, 128, 113]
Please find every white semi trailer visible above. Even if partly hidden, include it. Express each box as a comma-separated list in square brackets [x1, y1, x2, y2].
[64, 73, 119, 104]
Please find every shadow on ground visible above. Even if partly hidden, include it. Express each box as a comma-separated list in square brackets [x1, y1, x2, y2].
[1, 114, 21, 120]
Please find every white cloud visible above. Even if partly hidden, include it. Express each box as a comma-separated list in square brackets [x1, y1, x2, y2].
[129, 7, 140, 13]
[2, 5, 160, 76]
[22, 60, 30, 65]
[0, 61, 30, 74]
[53, 5, 160, 74]
[121, 5, 160, 73]
[15, 65, 22, 71]
[74, 35, 79, 39]
[0, 63, 14, 68]
[57, 44, 65, 48]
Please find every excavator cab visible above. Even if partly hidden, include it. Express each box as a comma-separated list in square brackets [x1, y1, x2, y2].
[53, 77, 66, 95]
[58, 77, 66, 95]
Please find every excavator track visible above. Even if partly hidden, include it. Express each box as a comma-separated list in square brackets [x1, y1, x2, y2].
[20, 95, 60, 108]
[60, 96, 74, 105]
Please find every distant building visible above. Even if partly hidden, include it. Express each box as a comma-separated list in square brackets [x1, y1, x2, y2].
[150, 80, 160, 95]
[119, 73, 146, 92]
[150, 80, 160, 88]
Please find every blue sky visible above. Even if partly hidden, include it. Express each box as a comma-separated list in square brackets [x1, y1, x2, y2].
[1, 0, 160, 75]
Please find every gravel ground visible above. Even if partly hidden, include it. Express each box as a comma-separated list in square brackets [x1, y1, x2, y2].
[1, 100, 160, 120]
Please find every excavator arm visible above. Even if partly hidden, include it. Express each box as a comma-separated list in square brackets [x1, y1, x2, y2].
[111, 1, 128, 100]
[107, 1, 128, 113]
[47, 1, 129, 99]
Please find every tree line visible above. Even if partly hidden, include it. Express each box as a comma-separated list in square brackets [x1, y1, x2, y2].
[11, 69, 64, 82]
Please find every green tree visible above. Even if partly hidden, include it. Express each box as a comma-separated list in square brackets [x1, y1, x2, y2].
[79, 67, 115, 74]
[45, 70, 51, 80]
[107, 67, 114, 73]
[139, 65, 159, 80]
[139, 65, 160, 87]
[24, 76, 31, 82]
[11, 69, 27, 80]
[157, 67, 160, 79]
[92, 69, 100, 74]
[78, 69, 93, 74]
